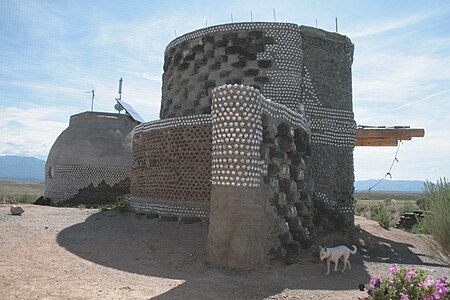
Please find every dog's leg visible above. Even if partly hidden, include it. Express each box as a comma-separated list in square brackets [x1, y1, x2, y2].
[334, 259, 339, 272]
[341, 257, 347, 272]
[325, 259, 330, 275]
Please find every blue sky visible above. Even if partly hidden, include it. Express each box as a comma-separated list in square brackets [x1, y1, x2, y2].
[1, 0, 449, 181]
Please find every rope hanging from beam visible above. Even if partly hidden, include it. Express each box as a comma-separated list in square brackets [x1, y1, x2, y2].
[367, 141, 403, 192]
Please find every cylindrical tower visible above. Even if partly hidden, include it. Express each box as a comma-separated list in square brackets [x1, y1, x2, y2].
[160, 22, 305, 118]
[159, 22, 356, 227]
[132, 22, 356, 269]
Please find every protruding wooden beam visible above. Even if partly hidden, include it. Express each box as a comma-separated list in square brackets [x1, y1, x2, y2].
[356, 128, 424, 138]
[356, 140, 398, 147]
[356, 127, 424, 147]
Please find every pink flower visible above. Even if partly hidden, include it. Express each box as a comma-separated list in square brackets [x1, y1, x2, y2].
[408, 265, 416, 270]
[423, 295, 435, 300]
[370, 276, 381, 287]
[422, 277, 436, 289]
[388, 264, 398, 275]
[433, 282, 448, 300]
[400, 295, 410, 300]
[438, 276, 447, 284]
[406, 270, 416, 281]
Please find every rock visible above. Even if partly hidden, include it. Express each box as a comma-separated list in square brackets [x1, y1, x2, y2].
[10, 205, 24, 216]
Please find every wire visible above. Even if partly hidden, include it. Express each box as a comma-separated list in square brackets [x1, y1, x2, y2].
[367, 141, 403, 192]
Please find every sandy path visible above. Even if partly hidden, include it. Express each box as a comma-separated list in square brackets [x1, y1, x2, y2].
[1, 205, 448, 299]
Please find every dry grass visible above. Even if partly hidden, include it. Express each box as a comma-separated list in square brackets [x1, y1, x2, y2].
[0, 181, 44, 203]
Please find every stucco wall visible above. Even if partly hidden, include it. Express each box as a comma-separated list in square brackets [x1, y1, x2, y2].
[44, 112, 136, 205]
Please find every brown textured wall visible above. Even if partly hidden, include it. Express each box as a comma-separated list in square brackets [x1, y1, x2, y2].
[131, 119, 212, 217]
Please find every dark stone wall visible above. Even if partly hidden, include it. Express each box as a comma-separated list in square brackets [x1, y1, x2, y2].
[64, 178, 130, 206]
[260, 120, 315, 260]
[299, 26, 353, 110]
[300, 27, 355, 227]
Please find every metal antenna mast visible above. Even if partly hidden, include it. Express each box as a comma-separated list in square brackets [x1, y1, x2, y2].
[118, 77, 123, 101]
[84, 89, 95, 111]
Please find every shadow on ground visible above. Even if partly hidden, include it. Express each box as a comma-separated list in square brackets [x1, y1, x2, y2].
[355, 226, 446, 267]
[56, 210, 442, 299]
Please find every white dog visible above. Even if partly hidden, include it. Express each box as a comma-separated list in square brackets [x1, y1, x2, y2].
[319, 245, 357, 275]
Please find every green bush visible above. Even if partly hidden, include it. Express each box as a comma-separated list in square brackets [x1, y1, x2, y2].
[419, 178, 450, 258]
[409, 223, 425, 234]
[383, 198, 392, 205]
[399, 202, 418, 215]
[370, 203, 392, 229]
[355, 203, 366, 215]
[416, 196, 428, 210]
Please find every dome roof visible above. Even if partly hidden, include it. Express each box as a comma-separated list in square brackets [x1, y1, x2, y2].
[46, 111, 137, 168]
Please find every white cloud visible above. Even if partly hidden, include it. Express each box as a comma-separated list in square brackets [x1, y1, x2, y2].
[0, 106, 70, 158]
[347, 13, 432, 38]
[388, 89, 450, 112]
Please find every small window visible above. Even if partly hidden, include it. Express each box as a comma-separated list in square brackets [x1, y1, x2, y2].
[48, 166, 55, 179]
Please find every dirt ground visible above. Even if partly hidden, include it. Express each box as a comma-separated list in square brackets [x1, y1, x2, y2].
[1, 204, 449, 300]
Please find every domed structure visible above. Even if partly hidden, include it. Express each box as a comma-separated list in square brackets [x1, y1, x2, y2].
[44, 111, 138, 205]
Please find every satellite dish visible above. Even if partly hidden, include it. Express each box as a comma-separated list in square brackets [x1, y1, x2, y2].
[114, 103, 124, 113]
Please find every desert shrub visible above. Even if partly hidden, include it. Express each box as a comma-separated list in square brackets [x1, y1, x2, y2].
[370, 204, 392, 229]
[355, 203, 366, 215]
[419, 178, 450, 258]
[409, 223, 426, 234]
[383, 198, 392, 205]
[416, 196, 428, 210]
[361, 264, 449, 299]
[399, 202, 418, 215]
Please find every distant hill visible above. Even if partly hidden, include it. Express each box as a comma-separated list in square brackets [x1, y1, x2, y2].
[354, 179, 425, 192]
[0, 155, 427, 190]
[0, 156, 45, 182]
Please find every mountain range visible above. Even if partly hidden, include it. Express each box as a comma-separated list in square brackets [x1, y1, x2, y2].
[353, 179, 425, 192]
[0, 155, 46, 182]
[0, 156, 426, 191]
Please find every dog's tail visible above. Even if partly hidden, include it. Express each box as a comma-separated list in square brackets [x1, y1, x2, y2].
[350, 245, 357, 254]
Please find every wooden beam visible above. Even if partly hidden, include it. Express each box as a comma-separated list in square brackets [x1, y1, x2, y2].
[355, 127, 424, 147]
[356, 140, 398, 147]
[357, 136, 412, 142]
[356, 128, 424, 138]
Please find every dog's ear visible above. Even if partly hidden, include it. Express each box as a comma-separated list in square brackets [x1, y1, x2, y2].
[319, 246, 323, 250]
